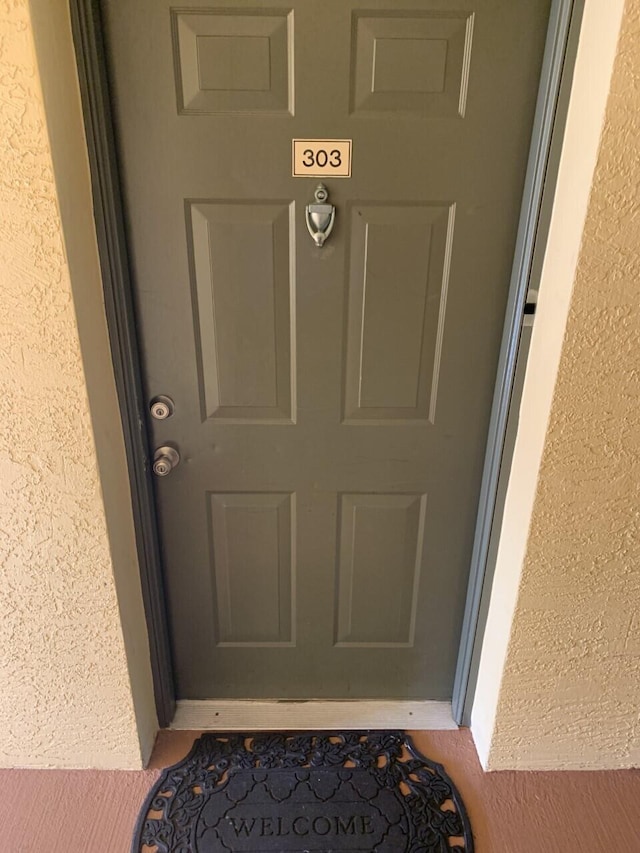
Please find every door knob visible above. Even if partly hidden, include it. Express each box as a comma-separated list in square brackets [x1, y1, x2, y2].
[153, 446, 180, 477]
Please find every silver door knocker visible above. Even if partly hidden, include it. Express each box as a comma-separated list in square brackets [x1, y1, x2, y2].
[305, 184, 335, 248]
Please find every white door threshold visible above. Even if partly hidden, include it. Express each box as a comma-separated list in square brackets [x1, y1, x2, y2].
[171, 700, 457, 731]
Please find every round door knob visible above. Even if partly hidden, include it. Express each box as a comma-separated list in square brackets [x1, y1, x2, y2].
[150, 395, 174, 420]
[153, 446, 180, 477]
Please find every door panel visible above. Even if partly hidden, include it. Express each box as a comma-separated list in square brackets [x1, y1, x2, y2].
[344, 204, 452, 422]
[209, 492, 295, 645]
[101, 0, 552, 699]
[173, 10, 293, 115]
[336, 493, 427, 646]
[189, 201, 295, 422]
[351, 11, 474, 116]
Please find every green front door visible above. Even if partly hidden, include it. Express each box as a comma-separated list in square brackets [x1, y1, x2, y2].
[101, 0, 551, 699]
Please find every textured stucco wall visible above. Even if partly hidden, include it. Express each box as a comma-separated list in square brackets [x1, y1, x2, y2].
[485, 0, 640, 770]
[0, 0, 151, 769]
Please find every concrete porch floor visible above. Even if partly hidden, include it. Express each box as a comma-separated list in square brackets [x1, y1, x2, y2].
[0, 729, 639, 851]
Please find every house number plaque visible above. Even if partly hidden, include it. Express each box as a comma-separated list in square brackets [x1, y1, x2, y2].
[292, 139, 352, 177]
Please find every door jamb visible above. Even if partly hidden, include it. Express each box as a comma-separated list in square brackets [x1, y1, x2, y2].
[451, 0, 582, 724]
[69, 0, 579, 729]
[69, 0, 175, 727]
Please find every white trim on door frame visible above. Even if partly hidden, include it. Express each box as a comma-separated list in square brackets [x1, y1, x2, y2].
[172, 701, 457, 731]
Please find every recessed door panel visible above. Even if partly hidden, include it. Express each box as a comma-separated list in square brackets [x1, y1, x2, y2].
[336, 493, 427, 646]
[188, 202, 295, 422]
[172, 9, 294, 114]
[351, 12, 475, 116]
[344, 204, 453, 423]
[101, 0, 552, 699]
[209, 492, 295, 645]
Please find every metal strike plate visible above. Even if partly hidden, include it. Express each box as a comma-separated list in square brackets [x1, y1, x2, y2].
[523, 289, 538, 328]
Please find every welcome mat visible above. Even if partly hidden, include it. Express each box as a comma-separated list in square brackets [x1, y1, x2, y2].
[133, 731, 474, 852]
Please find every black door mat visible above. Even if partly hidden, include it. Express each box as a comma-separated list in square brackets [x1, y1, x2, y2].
[133, 731, 473, 852]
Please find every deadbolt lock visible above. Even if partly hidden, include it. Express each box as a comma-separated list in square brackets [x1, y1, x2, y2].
[150, 395, 175, 420]
[153, 446, 180, 477]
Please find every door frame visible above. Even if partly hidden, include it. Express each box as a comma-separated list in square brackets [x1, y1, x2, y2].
[69, 0, 581, 728]
[452, 0, 583, 724]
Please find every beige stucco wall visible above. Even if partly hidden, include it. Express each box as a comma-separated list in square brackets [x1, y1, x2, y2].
[480, 0, 640, 770]
[0, 0, 155, 769]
